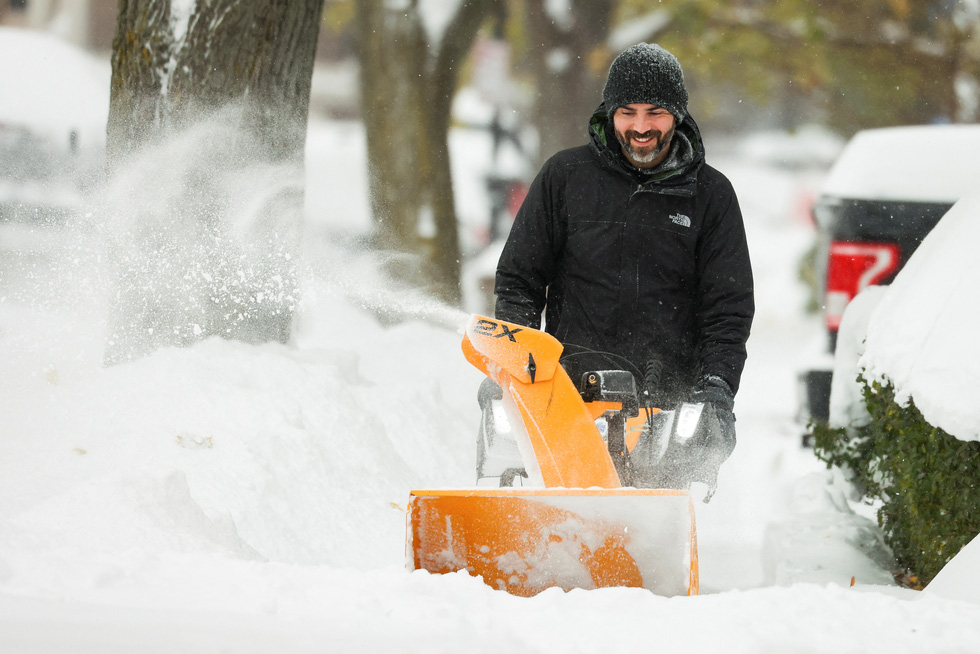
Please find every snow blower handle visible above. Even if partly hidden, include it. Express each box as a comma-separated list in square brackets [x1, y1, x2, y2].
[641, 359, 665, 408]
[690, 375, 734, 412]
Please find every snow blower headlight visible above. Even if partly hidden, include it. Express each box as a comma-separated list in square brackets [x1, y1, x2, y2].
[673, 402, 705, 442]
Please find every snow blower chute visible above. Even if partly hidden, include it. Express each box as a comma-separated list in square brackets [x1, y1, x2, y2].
[406, 315, 699, 597]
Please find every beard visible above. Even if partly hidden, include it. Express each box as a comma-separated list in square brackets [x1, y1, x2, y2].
[615, 125, 675, 166]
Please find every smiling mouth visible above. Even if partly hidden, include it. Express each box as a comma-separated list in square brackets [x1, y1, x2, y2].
[628, 131, 657, 148]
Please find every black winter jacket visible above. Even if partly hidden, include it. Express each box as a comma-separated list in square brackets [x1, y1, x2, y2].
[494, 106, 754, 403]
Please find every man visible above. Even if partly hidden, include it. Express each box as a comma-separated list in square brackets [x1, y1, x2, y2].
[491, 43, 754, 490]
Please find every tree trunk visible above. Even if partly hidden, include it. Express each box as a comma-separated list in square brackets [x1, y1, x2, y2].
[522, 0, 615, 165]
[108, 0, 323, 164]
[104, 0, 324, 364]
[355, 0, 428, 272]
[106, 0, 172, 164]
[422, 1, 495, 305]
[357, 0, 500, 306]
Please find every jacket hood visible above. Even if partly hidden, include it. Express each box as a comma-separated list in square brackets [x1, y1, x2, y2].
[588, 102, 705, 192]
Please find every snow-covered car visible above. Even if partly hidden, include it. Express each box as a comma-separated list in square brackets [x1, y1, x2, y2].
[850, 192, 980, 442]
[0, 27, 109, 223]
[800, 124, 980, 425]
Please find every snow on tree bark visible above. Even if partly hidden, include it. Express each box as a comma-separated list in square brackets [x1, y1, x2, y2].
[108, 0, 322, 164]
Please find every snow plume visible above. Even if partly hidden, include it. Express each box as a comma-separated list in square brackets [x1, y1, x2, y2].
[299, 121, 471, 335]
[94, 105, 303, 364]
[300, 235, 470, 334]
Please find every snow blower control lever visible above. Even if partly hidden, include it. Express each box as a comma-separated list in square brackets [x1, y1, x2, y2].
[580, 370, 640, 485]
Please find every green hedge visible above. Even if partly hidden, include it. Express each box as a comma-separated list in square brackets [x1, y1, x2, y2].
[812, 377, 980, 586]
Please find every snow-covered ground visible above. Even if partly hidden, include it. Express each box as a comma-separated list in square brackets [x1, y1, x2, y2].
[3, 54, 980, 651]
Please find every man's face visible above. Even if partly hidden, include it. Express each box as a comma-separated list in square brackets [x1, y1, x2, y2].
[612, 104, 676, 168]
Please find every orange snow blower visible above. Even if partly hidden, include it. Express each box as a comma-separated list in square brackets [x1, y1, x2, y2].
[406, 315, 698, 597]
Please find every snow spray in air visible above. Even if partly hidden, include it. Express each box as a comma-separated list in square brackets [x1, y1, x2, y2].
[95, 108, 304, 364]
[302, 237, 471, 334]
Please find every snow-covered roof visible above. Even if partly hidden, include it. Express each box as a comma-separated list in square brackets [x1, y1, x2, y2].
[820, 124, 980, 203]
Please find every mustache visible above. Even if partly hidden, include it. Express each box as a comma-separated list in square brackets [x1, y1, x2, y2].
[615, 124, 675, 165]
[625, 129, 664, 142]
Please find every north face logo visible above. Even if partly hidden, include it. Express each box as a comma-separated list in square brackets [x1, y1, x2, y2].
[670, 213, 691, 227]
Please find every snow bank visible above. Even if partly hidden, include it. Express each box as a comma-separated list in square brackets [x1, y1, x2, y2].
[925, 532, 980, 605]
[828, 286, 887, 429]
[861, 193, 980, 442]
[0, 308, 478, 572]
[763, 470, 895, 587]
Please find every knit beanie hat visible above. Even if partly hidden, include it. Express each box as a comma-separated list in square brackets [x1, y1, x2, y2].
[603, 43, 688, 121]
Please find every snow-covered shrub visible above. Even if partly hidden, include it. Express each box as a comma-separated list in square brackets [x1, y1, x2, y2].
[813, 378, 980, 586]
[813, 192, 980, 586]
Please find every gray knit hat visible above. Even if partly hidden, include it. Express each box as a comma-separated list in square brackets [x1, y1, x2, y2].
[603, 43, 688, 120]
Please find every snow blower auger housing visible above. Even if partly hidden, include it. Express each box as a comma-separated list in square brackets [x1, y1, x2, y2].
[406, 315, 698, 597]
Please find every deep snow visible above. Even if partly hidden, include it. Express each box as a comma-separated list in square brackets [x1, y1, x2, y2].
[2, 33, 980, 653]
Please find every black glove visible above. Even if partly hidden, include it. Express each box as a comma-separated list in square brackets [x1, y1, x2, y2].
[690, 375, 735, 413]
[687, 375, 737, 493]
[477, 377, 503, 410]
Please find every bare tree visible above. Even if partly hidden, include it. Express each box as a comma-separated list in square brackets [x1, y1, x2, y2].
[104, 0, 324, 364]
[356, 0, 502, 306]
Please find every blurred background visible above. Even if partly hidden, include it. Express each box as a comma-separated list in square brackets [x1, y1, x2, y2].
[1, 0, 979, 603]
[1, 0, 978, 317]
